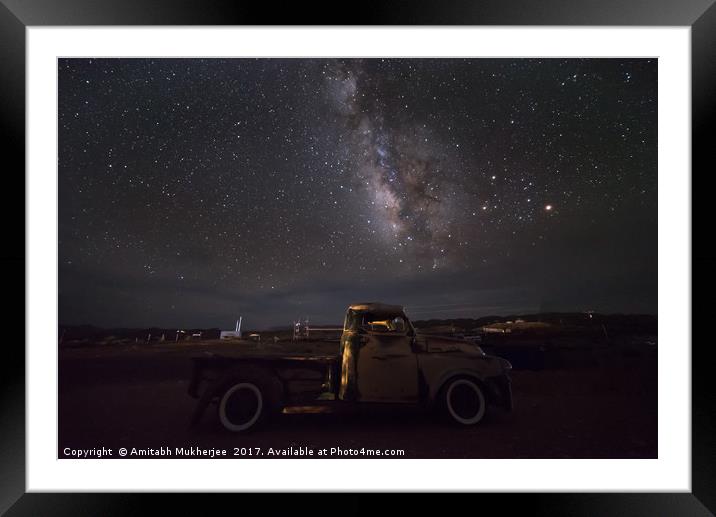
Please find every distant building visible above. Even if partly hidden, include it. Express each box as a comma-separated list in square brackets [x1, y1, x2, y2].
[221, 317, 243, 340]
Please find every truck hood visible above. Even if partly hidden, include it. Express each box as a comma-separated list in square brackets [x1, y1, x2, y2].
[421, 334, 513, 373]
[423, 335, 485, 356]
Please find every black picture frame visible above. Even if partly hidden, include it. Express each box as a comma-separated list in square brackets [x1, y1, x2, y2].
[2, 1, 712, 514]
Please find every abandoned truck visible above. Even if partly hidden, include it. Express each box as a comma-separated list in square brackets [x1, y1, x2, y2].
[188, 302, 512, 432]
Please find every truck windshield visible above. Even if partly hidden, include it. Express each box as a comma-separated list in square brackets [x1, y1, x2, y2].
[344, 310, 412, 333]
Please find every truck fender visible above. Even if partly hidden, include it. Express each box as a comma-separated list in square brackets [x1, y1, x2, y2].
[427, 369, 488, 409]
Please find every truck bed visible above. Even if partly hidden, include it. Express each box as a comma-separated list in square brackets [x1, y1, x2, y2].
[188, 349, 340, 404]
[193, 350, 338, 362]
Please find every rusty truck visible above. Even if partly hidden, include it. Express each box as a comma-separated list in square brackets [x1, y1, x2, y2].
[188, 302, 512, 432]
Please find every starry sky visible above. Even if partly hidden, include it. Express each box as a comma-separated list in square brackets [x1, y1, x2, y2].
[58, 58, 657, 329]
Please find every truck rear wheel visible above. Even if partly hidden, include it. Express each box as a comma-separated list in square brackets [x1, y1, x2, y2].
[218, 381, 267, 432]
[440, 377, 486, 426]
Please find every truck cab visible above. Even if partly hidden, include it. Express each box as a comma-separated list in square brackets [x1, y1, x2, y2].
[339, 303, 420, 403]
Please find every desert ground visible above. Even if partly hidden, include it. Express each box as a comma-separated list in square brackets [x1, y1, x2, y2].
[58, 338, 656, 459]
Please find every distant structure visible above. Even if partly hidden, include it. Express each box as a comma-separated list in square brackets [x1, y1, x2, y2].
[220, 317, 243, 340]
[293, 318, 309, 341]
[482, 326, 509, 334]
[293, 317, 342, 341]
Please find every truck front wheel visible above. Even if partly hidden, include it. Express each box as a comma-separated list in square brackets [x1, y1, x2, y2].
[218, 381, 266, 432]
[440, 377, 487, 426]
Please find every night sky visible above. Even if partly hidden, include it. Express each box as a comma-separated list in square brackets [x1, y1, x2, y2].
[58, 58, 657, 329]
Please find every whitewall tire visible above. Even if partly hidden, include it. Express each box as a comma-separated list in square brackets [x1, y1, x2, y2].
[444, 378, 486, 426]
[218, 382, 264, 432]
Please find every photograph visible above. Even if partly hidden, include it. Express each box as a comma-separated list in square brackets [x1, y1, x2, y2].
[0, 0, 709, 506]
[57, 57, 658, 460]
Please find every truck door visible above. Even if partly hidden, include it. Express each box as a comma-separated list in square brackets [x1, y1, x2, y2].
[354, 315, 419, 403]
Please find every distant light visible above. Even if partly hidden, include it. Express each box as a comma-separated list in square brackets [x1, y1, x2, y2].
[545, 204, 553, 211]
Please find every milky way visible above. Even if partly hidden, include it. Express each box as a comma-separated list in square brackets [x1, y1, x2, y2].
[58, 58, 657, 327]
[326, 62, 459, 269]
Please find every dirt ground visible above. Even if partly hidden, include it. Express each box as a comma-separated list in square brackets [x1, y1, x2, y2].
[58, 341, 657, 459]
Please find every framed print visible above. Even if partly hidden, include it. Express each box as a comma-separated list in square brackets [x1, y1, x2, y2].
[2, 0, 713, 513]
